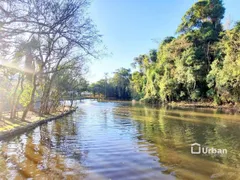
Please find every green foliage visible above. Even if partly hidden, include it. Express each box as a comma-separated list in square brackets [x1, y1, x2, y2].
[149, 49, 157, 63]
[207, 22, 240, 103]
[90, 68, 132, 100]
[131, 71, 145, 100]
[129, 0, 239, 104]
[176, 0, 225, 34]
[54, 67, 88, 99]
[111, 68, 131, 99]
[19, 83, 34, 107]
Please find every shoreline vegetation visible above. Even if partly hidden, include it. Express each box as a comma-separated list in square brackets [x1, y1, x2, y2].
[89, 0, 240, 109]
[99, 98, 240, 113]
[167, 101, 240, 113]
[0, 106, 76, 141]
[0, 1, 99, 124]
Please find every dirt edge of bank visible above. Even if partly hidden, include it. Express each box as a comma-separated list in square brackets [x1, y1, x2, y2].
[168, 101, 240, 113]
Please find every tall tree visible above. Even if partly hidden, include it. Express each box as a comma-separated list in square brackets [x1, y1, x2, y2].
[176, 0, 225, 98]
[207, 22, 240, 104]
[0, 0, 100, 119]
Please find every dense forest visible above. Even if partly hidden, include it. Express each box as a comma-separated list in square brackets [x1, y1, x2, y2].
[90, 0, 240, 105]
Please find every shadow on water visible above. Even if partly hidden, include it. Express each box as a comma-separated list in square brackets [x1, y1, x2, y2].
[0, 99, 240, 179]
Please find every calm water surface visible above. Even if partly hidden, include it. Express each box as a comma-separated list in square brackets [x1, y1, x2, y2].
[0, 100, 240, 179]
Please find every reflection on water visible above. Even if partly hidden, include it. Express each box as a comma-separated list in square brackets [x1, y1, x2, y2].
[0, 100, 240, 179]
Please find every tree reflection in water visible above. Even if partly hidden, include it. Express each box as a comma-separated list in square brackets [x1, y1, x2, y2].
[0, 101, 240, 180]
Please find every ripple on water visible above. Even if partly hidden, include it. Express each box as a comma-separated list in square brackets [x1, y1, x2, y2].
[0, 100, 240, 179]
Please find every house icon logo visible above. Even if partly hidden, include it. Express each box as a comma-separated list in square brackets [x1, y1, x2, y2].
[191, 143, 201, 154]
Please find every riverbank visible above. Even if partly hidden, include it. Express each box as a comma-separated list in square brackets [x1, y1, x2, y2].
[88, 99, 240, 113]
[168, 101, 240, 113]
[0, 107, 77, 141]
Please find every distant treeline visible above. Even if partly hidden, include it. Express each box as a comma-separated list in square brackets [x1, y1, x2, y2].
[89, 69, 131, 100]
[90, 0, 240, 104]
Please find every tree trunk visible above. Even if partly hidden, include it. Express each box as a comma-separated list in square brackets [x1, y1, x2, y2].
[40, 77, 54, 115]
[0, 102, 2, 121]
[40, 68, 59, 115]
[39, 82, 51, 115]
[14, 75, 25, 118]
[22, 73, 37, 121]
[10, 74, 21, 119]
[70, 92, 75, 108]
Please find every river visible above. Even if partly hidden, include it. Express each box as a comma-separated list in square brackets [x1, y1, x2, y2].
[0, 100, 240, 179]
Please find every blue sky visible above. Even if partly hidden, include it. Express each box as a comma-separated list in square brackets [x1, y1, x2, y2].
[87, 0, 239, 83]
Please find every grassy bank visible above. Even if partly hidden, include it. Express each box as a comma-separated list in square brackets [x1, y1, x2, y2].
[0, 107, 77, 140]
